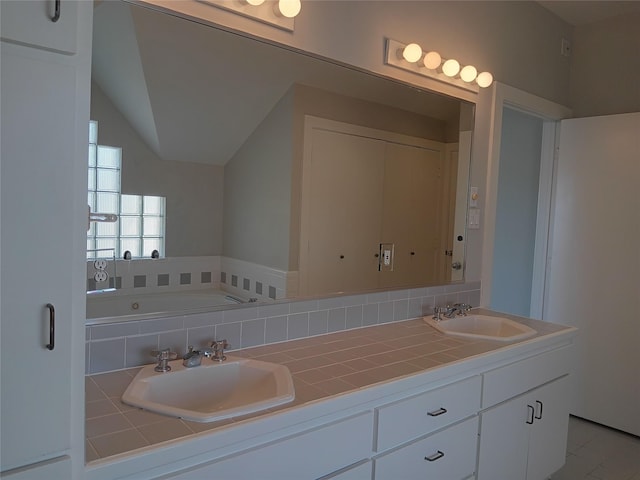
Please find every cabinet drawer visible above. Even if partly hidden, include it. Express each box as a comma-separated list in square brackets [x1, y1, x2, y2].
[375, 376, 481, 452]
[374, 417, 478, 480]
[482, 345, 572, 408]
[163, 411, 374, 479]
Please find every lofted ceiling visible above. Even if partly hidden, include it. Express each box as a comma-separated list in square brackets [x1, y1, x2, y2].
[538, 0, 640, 26]
[92, 2, 461, 166]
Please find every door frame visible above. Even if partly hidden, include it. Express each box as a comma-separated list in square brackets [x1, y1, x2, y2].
[480, 83, 571, 317]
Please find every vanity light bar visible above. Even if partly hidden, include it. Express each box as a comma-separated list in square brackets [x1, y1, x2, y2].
[384, 38, 494, 93]
[199, 0, 301, 32]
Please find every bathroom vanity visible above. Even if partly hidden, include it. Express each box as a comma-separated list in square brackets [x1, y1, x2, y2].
[85, 311, 575, 480]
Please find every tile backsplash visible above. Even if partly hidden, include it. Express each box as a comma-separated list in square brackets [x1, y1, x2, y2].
[85, 281, 481, 374]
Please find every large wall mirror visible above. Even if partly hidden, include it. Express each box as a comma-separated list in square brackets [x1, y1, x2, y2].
[90, 1, 474, 304]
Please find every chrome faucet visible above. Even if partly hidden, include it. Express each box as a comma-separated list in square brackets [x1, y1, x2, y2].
[182, 345, 210, 368]
[433, 303, 472, 321]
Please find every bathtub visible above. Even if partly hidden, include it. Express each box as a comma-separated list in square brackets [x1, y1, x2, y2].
[86, 289, 247, 324]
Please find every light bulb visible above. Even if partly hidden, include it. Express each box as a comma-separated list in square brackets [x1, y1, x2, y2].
[423, 51, 442, 70]
[402, 43, 423, 63]
[476, 71, 494, 88]
[278, 0, 301, 18]
[246, 0, 265, 5]
[442, 59, 460, 77]
[460, 65, 478, 83]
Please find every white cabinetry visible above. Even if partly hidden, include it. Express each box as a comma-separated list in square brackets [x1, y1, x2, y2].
[477, 348, 572, 480]
[160, 412, 374, 480]
[374, 376, 481, 480]
[0, 1, 90, 477]
[375, 417, 478, 480]
[0, 0, 78, 54]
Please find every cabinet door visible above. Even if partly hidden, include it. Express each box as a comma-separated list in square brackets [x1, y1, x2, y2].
[305, 129, 385, 296]
[0, 47, 76, 472]
[476, 394, 530, 480]
[0, 0, 77, 54]
[527, 377, 570, 480]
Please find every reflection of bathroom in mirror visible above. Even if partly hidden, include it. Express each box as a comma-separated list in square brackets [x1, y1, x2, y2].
[89, 1, 474, 305]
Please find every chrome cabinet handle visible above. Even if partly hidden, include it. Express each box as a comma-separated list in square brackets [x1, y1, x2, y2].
[526, 404, 535, 424]
[535, 400, 543, 420]
[424, 450, 445, 462]
[452, 261, 462, 270]
[46, 303, 55, 350]
[51, 0, 61, 22]
[427, 407, 448, 417]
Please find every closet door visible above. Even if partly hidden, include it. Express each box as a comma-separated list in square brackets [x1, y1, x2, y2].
[304, 128, 385, 296]
[380, 142, 444, 288]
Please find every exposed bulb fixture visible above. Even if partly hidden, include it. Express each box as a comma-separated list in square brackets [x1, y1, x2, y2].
[442, 59, 460, 77]
[385, 38, 494, 93]
[277, 0, 301, 18]
[460, 65, 478, 83]
[402, 43, 423, 63]
[423, 51, 442, 70]
[245, 0, 265, 5]
[476, 71, 493, 88]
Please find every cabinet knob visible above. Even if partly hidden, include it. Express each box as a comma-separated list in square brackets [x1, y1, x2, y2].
[339, 255, 345, 259]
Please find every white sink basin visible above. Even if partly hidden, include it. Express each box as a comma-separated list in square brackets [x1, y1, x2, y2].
[425, 314, 537, 342]
[122, 356, 295, 422]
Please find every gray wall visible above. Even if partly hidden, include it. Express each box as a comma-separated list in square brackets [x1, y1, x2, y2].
[569, 13, 640, 117]
[490, 107, 543, 317]
[91, 82, 224, 257]
[222, 89, 295, 270]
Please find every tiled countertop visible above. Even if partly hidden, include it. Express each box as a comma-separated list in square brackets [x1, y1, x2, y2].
[85, 311, 568, 463]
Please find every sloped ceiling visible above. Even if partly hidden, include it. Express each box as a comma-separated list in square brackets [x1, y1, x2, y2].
[92, 2, 462, 166]
[538, 1, 640, 26]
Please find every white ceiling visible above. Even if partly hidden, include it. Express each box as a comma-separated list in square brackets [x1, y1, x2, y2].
[538, 1, 640, 26]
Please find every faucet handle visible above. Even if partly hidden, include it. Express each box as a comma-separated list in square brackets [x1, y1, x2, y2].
[151, 347, 177, 372]
[210, 339, 229, 362]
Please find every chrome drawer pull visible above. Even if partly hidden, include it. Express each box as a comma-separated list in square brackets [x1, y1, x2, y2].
[535, 400, 543, 420]
[526, 404, 535, 424]
[51, 0, 61, 22]
[46, 303, 55, 350]
[427, 407, 448, 417]
[424, 450, 445, 462]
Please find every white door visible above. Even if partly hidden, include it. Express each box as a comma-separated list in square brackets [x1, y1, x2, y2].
[545, 112, 640, 436]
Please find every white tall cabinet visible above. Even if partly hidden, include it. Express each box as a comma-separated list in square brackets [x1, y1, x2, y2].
[1, 1, 92, 477]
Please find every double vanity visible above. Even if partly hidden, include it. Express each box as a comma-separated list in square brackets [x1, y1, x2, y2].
[86, 310, 576, 480]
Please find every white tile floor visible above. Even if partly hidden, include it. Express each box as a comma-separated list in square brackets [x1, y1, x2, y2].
[551, 416, 640, 480]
